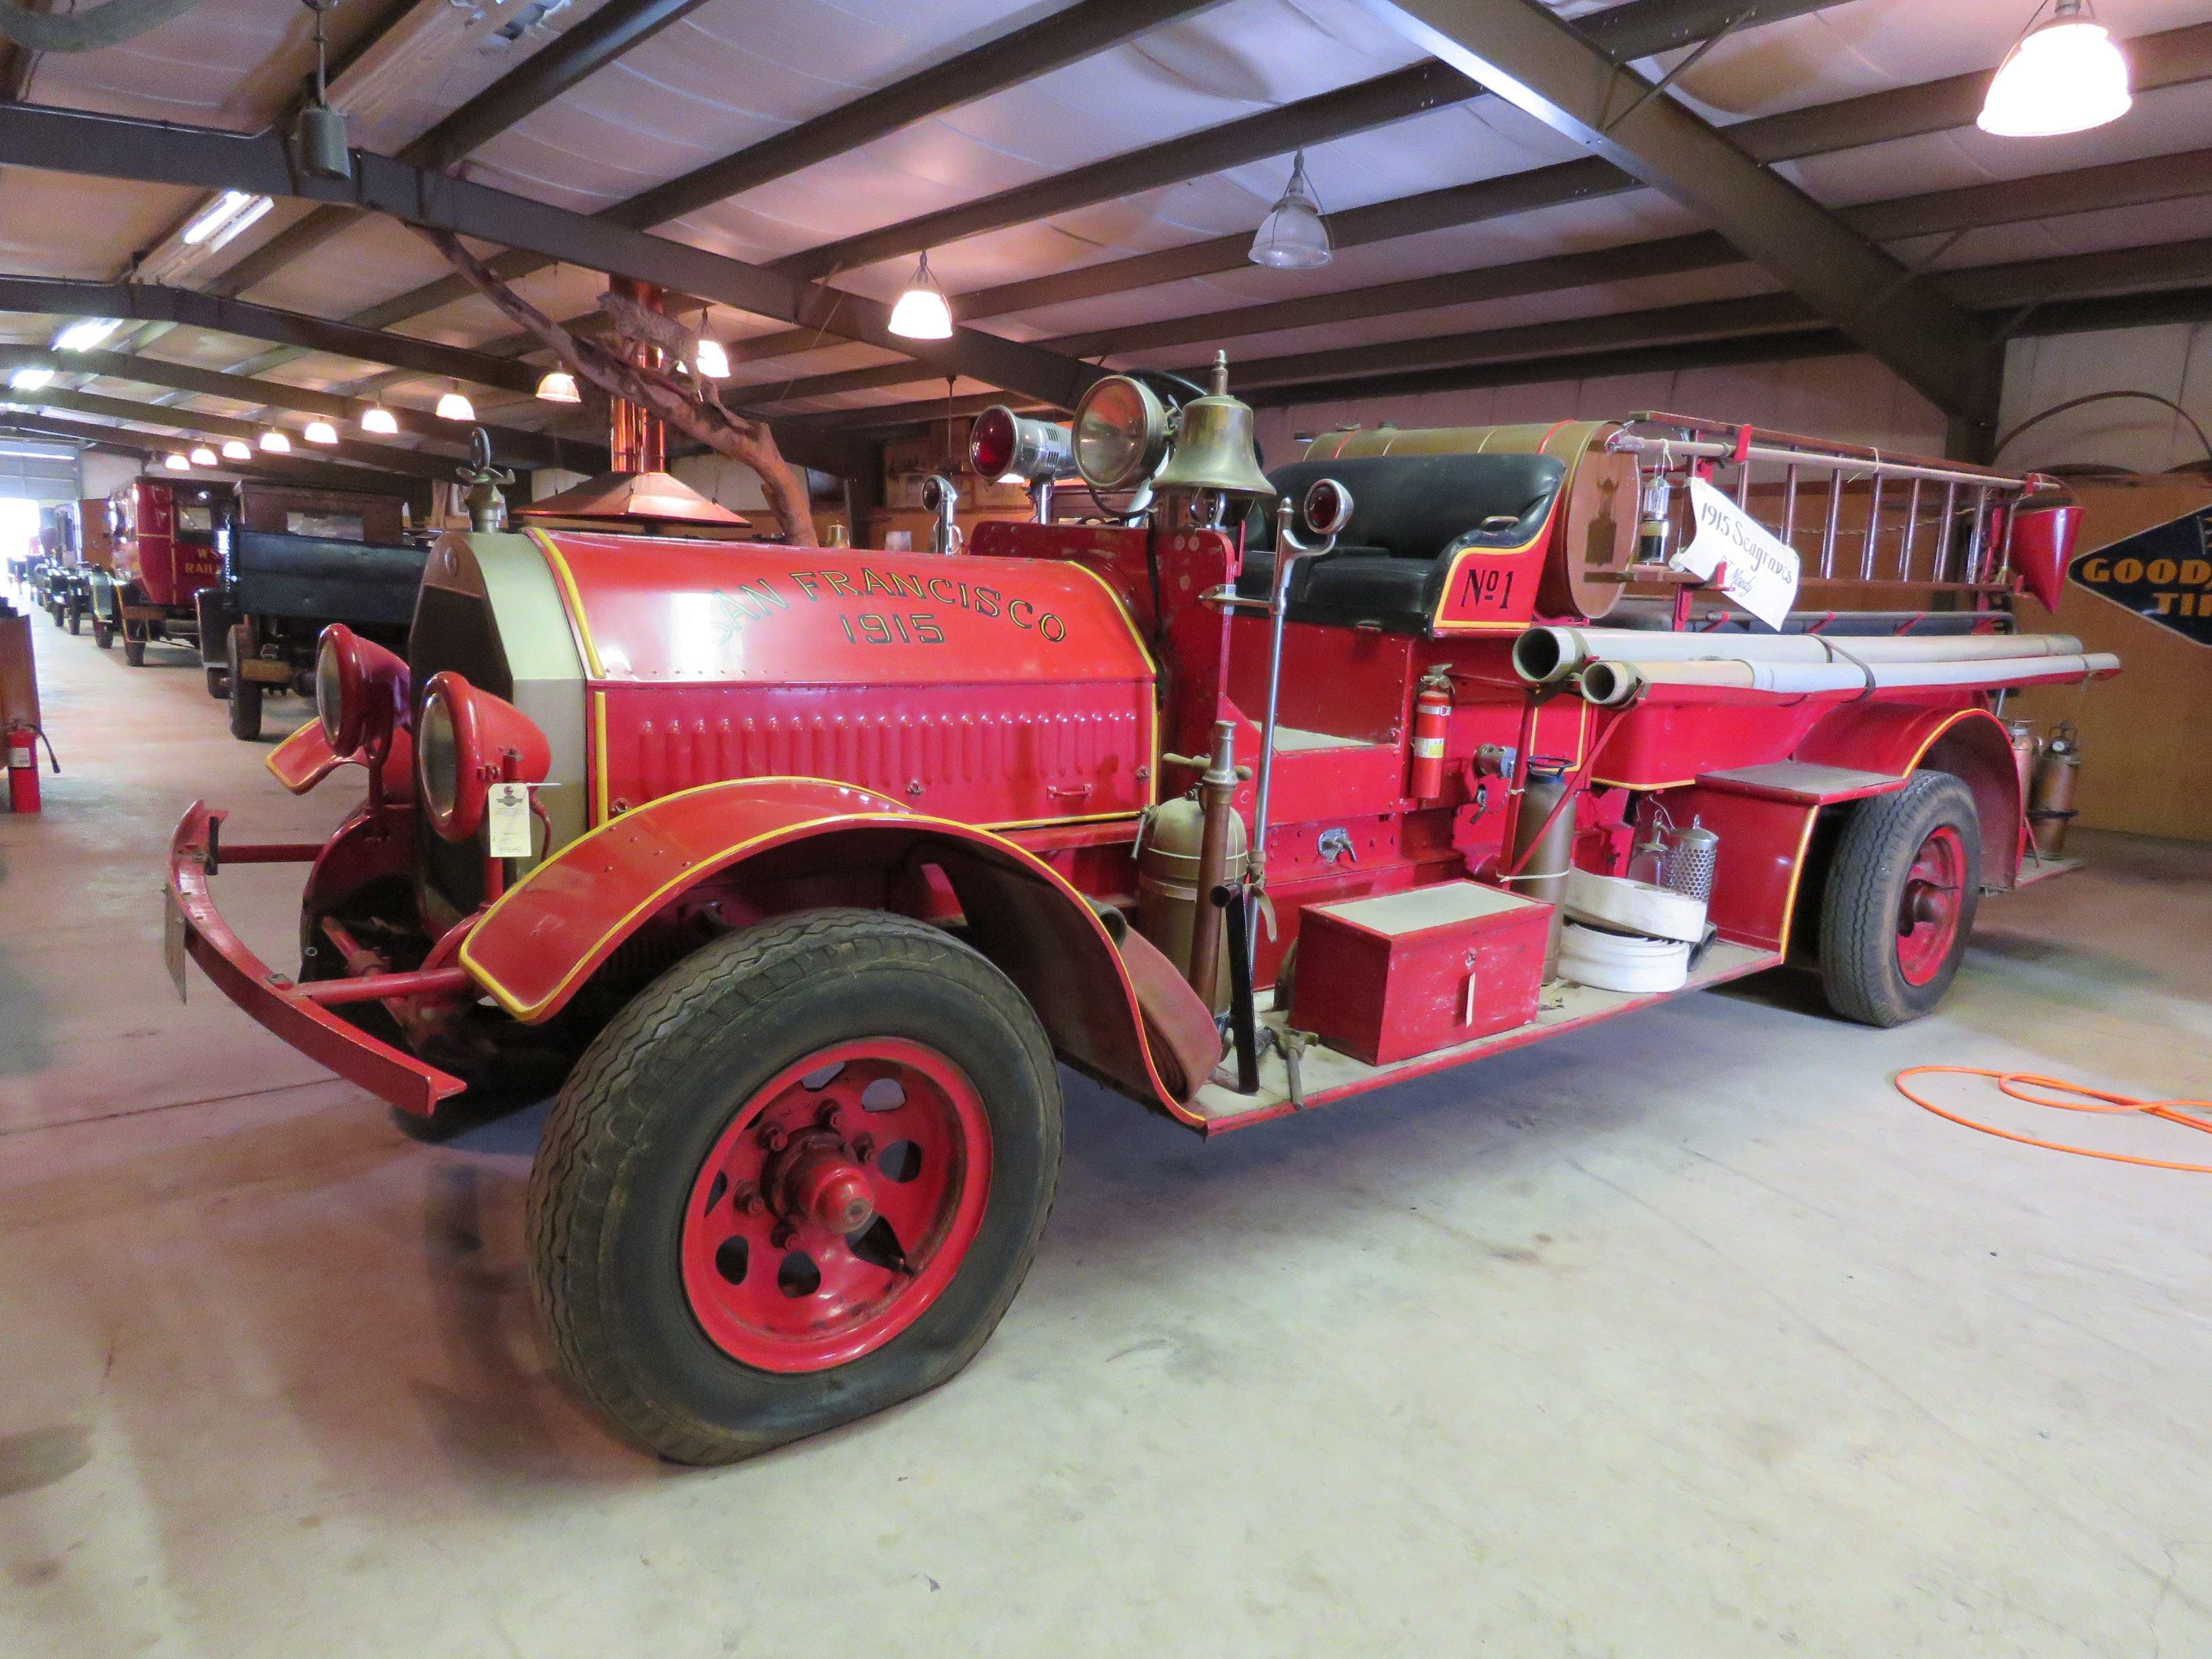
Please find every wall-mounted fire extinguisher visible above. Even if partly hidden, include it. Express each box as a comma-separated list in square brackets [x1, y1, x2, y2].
[5, 719, 44, 814]
[1410, 668, 1453, 801]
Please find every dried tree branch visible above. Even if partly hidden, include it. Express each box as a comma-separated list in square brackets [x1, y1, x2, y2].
[421, 228, 817, 546]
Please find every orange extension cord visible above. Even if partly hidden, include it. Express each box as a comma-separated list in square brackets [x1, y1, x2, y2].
[1895, 1066, 2212, 1173]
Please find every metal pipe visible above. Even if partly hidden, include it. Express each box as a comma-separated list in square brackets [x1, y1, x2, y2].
[298, 966, 473, 1006]
[1248, 499, 1334, 955]
[1515, 623, 2086, 682]
[1576, 651, 2119, 701]
[1183, 718, 1242, 1003]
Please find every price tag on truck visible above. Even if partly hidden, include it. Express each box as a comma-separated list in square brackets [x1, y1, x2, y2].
[487, 782, 534, 859]
[1673, 479, 1801, 631]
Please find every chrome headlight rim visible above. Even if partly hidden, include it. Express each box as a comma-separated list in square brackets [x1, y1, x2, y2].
[1071, 375, 1170, 493]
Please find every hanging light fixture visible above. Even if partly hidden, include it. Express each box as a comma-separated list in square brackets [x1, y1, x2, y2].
[1979, 0, 2131, 137]
[535, 369, 581, 405]
[1249, 150, 1332, 269]
[361, 404, 399, 434]
[54, 318, 122, 352]
[888, 252, 954, 341]
[303, 418, 340, 445]
[260, 429, 291, 452]
[190, 445, 218, 467]
[165, 453, 190, 471]
[692, 337, 731, 379]
[7, 367, 53, 392]
[221, 438, 253, 461]
[435, 384, 476, 422]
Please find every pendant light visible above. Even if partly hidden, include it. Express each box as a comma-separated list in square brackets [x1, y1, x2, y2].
[190, 445, 218, 467]
[692, 337, 731, 380]
[304, 419, 340, 445]
[888, 252, 954, 341]
[221, 438, 253, 461]
[535, 369, 581, 405]
[434, 384, 476, 422]
[1978, 0, 2131, 138]
[361, 404, 399, 434]
[164, 453, 190, 471]
[1249, 150, 1331, 269]
[260, 429, 291, 452]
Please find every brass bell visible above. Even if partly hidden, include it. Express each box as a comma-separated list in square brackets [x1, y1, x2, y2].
[1153, 352, 1277, 500]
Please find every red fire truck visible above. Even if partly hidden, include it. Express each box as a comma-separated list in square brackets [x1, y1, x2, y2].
[166, 366, 2110, 1463]
[104, 476, 230, 666]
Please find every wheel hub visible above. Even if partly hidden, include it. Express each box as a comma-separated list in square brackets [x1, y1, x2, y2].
[1894, 823, 1968, 987]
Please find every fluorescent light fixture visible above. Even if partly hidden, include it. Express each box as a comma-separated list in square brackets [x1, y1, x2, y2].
[888, 252, 953, 341]
[692, 337, 731, 379]
[361, 405, 399, 434]
[535, 369, 581, 404]
[435, 388, 476, 422]
[1980, 0, 2131, 136]
[1249, 150, 1332, 270]
[303, 419, 340, 445]
[54, 318, 121, 352]
[260, 429, 291, 452]
[222, 438, 253, 461]
[7, 367, 54, 391]
[181, 190, 272, 251]
[190, 445, 218, 466]
[165, 453, 190, 471]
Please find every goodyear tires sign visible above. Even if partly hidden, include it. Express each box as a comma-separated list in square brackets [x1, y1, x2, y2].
[2071, 506, 2212, 646]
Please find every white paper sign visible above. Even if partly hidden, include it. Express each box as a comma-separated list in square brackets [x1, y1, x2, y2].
[1673, 478, 1801, 630]
[487, 782, 535, 859]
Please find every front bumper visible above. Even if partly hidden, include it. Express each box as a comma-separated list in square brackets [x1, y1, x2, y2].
[167, 801, 468, 1116]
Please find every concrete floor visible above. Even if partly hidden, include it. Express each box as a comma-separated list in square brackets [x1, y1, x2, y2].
[4, 592, 2211, 1659]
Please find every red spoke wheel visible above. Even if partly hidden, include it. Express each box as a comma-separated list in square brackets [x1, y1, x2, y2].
[529, 909, 1061, 1465]
[679, 1038, 992, 1372]
[1820, 771, 1982, 1027]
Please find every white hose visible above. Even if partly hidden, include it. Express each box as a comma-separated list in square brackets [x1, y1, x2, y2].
[1513, 623, 2087, 684]
[1577, 651, 2120, 708]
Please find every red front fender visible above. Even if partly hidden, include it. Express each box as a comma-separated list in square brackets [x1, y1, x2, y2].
[457, 778, 1218, 1120]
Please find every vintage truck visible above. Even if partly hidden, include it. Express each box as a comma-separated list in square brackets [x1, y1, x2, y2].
[106, 476, 232, 666]
[201, 484, 427, 740]
[166, 364, 2111, 1464]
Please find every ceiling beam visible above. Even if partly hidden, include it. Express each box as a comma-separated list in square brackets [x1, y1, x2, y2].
[0, 103, 1093, 459]
[753, 143, 2212, 406]
[769, 61, 1479, 283]
[0, 273, 547, 394]
[0, 411, 436, 498]
[211, 0, 720, 300]
[739, 14, 2212, 357]
[1, 387, 472, 480]
[0, 344, 606, 471]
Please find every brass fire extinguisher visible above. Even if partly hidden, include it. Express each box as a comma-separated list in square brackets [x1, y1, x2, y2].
[1409, 668, 1452, 800]
[2028, 720, 2081, 859]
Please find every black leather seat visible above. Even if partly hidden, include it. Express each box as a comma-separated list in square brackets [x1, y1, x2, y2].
[1235, 451, 1565, 632]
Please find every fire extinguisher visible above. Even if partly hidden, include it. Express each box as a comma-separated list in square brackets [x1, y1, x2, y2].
[1410, 668, 1452, 800]
[5, 720, 42, 814]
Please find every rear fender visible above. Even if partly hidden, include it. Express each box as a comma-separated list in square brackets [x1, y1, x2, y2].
[1798, 703, 2021, 888]
[457, 777, 1209, 1122]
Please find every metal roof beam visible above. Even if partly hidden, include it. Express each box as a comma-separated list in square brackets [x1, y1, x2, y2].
[211, 0, 720, 300]
[0, 411, 434, 496]
[0, 387, 470, 480]
[0, 343, 606, 471]
[0, 104, 1101, 446]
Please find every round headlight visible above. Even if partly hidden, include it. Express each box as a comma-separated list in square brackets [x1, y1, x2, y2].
[970, 406, 1017, 480]
[1072, 375, 1169, 491]
[415, 676, 464, 835]
[971, 405, 1076, 485]
[315, 628, 352, 750]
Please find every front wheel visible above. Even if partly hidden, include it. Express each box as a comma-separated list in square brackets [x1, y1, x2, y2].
[528, 909, 1062, 1465]
[122, 626, 146, 666]
[1818, 771, 1982, 1027]
[226, 626, 262, 740]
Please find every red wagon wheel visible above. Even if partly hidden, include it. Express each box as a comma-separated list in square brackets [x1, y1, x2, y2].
[1893, 823, 1967, 987]
[679, 1038, 993, 1372]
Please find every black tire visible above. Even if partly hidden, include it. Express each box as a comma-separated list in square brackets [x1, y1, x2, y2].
[123, 629, 145, 667]
[529, 908, 1062, 1465]
[205, 665, 229, 699]
[1818, 771, 1982, 1027]
[65, 595, 83, 634]
[226, 626, 262, 740]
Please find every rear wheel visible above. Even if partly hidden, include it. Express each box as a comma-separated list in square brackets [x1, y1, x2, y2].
[94, 620, 114, 649]
[226, 626, 262, 740]
[204, 665, 228, 699]
[122, 628, 145, 665]
[528, 909, 1061, 1465]
[64, 594, 83, 634]
[1819, 771, 1981, 1027]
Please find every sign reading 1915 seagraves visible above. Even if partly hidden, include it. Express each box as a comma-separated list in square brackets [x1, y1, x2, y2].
[2070, 506, 2212, 647]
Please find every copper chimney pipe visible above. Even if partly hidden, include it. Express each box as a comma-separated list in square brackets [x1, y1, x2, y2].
[608, 275, 668, 474]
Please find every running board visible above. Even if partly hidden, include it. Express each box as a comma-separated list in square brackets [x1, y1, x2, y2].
[1191, 940, 1783, 1134]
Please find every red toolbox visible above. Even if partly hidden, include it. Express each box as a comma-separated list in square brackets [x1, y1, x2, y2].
[1289, 881, 1549, 1066]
